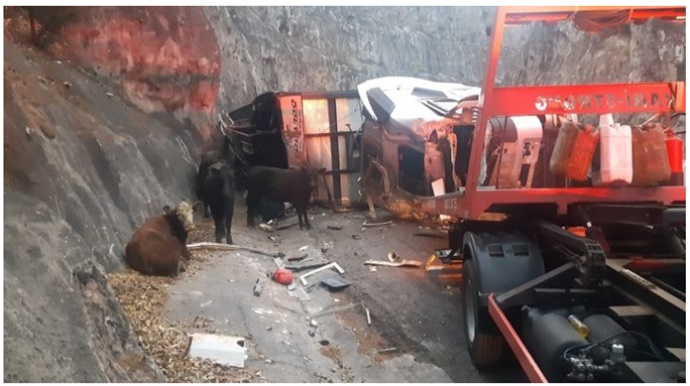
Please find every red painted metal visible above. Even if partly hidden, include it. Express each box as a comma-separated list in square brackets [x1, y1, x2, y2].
[488, 294, 548, 383]
[451, 6, 686, 221]
[666, 135, 684, 173]
[484, 83, 685, 117]
[425, 185, 686, 219]
[502, 6, 686, 24]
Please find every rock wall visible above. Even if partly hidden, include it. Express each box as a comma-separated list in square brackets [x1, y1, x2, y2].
[10, 6, 223, 143]
[205, 6, 684, 112]
[4, 39, 198, 382]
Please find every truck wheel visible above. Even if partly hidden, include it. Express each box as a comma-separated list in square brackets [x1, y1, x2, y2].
[462, 260, 505, 366]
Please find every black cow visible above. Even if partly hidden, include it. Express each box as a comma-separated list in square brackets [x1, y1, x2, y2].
[245, 166, 318, 230]
[197, 135, 232, 218]
[203, 161, 235, 244]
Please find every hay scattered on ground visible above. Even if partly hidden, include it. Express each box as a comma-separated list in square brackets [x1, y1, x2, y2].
[107, 256, 255, 383]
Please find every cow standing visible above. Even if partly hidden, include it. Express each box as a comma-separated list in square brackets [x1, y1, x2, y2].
[203, 161, 235, 244]
[245, 166, 318, 230]
[197, 135, 233, 218]
[125, 201, 202, 277]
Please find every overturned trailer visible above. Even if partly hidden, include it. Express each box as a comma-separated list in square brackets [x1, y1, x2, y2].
[220, 91, 366, 210]
[358, 6, 686, 384]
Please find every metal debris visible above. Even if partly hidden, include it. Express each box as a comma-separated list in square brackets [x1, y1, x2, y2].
[253, 279, 264, 297]
[299, 262, 345, 286]
[187, 242, 284, 258]
[387, 251, 399, 262]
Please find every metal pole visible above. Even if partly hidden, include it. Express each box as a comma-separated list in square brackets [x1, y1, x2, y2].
[463, 7, 506, 218]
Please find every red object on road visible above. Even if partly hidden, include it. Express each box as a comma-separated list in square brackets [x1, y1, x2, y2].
[666, 134, 684, 173]
[272, 268, 294, 285]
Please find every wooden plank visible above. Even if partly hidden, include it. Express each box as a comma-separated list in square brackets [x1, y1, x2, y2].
[364, 260, 423, 268]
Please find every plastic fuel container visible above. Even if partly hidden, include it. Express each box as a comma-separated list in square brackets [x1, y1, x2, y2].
[550, 121, 599, 182]
[632, 123, 672, 186]
[600, 121, 633, 186]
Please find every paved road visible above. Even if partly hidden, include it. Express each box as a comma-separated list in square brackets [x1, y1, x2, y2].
[166, 203, 526, 382]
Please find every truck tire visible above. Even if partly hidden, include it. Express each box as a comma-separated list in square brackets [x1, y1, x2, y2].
[462, 260, 505, 366]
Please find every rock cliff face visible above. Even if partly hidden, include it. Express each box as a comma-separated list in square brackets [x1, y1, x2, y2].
[205, 6, 684, 111]
[4, 39, 197, 382]
[3, 5, 685, 383]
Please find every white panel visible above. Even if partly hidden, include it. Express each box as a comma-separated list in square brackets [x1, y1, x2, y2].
[302, 98, 333, 203]
[335, 97, 366, 206]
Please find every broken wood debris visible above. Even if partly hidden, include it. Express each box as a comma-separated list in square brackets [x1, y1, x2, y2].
[187, 242, 284, 258]
[365, 307, 371, 325]
[299, 262, 345, 286]
[364, 260, 423, 268]
[377, 347, 398, 354]
[362, 220, 393, 228]
[286, 253, 308, 262]
[285, 260, 330, 272]
[253, 279, 264, 297]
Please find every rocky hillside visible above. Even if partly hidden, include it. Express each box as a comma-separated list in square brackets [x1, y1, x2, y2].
[205, 6, 685, 110]
[4, 39, 197, 381]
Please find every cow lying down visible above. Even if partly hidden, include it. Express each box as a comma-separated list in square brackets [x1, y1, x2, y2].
[125, 200, 202, 277]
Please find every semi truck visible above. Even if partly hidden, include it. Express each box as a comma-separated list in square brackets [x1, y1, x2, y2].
[357, 6, 686, 383]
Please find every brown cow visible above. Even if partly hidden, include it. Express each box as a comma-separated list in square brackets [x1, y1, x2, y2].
[125, 201, 202, 277]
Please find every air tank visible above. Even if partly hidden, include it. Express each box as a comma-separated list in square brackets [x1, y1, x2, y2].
[522, 307, 589, 382]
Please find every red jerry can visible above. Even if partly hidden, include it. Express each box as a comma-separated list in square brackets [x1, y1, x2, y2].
[272, 268, 294, 285]
[550, 121, 599, 182]
[632, 123, 672, 186]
